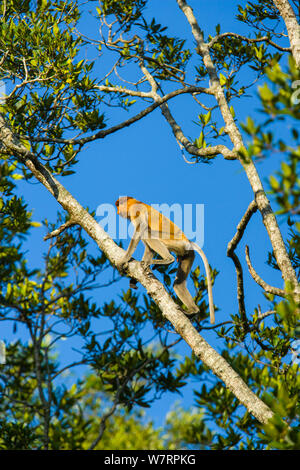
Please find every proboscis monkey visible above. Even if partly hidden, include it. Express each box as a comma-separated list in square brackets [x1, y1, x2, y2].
[115, 196, 215, 324]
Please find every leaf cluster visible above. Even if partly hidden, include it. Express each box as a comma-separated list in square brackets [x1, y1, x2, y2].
[0, 0, 105, 175]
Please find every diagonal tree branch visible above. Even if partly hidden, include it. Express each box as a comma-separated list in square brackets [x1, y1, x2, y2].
[0, 112, 274, 426]
[136, 51, 237, 161]
[208, 32, 292, 52]
[43, 219, 77, 241]
[31, 86, 214, 148]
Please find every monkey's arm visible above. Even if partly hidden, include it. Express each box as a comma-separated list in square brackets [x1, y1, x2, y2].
[129, 241, 170, 291]
[121, 221, 147, 264]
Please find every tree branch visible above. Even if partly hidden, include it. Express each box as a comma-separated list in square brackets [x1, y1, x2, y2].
[153, 95, 237, 160]
[208, 32, 291, 52]
[0, 112, 274, 426]
[30, 81, 237, 160]
[227, 201, 258, 326]
[245, 245, 287, 298]
[176, 0, 299, 299]
[96, 84, 152, 98]
[137, 52, 237, 161]
[272, 0, 300, 67]
[31, 85, 214, 147]
[44, 220, 77, 240]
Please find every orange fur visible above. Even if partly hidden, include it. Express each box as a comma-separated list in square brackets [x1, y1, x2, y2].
[116, 196, 189, 243]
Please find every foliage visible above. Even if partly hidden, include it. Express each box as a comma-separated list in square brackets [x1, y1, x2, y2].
[0, 181, 199, 448]
[0, 343, 165, 450]
[0, 0, 104, 176]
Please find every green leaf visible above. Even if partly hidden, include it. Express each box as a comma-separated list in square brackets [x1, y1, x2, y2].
[269, 175, 280, 190]
[53, 23, 59, 36]
[11, 174, 24, 180]
[259, 83, 274, 101]
[219, 73, 227, 86]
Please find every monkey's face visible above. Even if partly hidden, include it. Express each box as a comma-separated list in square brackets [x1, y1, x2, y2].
[115, 197, 131, 218]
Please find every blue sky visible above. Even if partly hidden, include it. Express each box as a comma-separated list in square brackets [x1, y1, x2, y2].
[3, 0, 292, 427]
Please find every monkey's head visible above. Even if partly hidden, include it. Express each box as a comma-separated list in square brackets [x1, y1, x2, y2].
[115, 196, 134, 218]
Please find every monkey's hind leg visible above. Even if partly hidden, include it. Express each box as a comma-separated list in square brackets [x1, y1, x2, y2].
[174, 251, 199, 315]
[129, 243, 154, 290]
[142, 239, 175, 266]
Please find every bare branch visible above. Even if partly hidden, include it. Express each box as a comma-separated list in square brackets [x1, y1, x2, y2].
[245, 245, 287, 298]
[228, 201, 258, 251]
[43, 220, 77, 241]
[96, 84, 152, 98]
[256, 307, 276, 322]
[31, 85, 237, 162]
[158, 99, 237, 160]
[136, 55, 237, 161]
[227, 201, 258, 325]
[32, 85, 211, 146]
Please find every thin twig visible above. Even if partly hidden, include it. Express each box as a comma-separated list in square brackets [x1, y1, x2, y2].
[44, 220, 77, 240]
[208, 32, 291, 52]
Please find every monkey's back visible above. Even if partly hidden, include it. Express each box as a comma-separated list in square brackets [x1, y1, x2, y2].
[144, 204, 189, 254]
[127, 198, 189, 250]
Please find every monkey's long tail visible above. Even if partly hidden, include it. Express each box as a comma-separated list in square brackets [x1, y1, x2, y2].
[191, 242, 215, 324]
